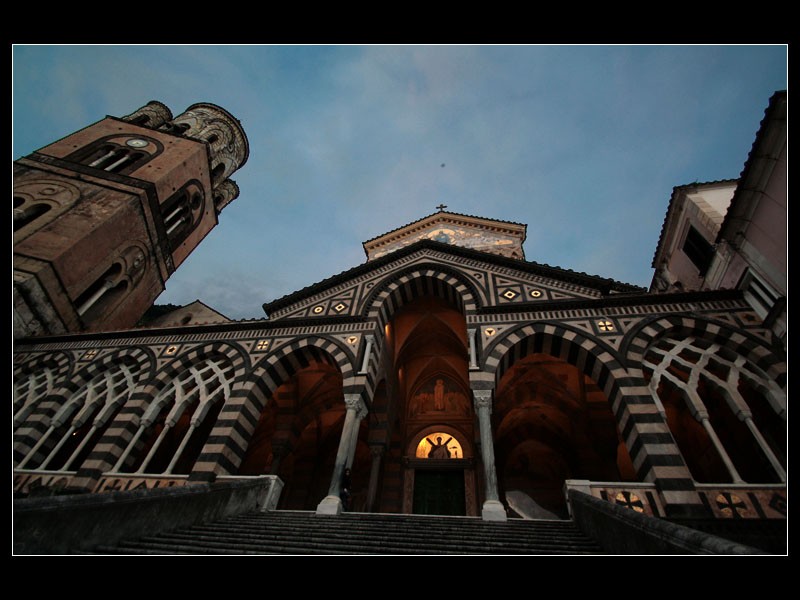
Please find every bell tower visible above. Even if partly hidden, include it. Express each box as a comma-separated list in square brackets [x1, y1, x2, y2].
[13, 100, 249, 339]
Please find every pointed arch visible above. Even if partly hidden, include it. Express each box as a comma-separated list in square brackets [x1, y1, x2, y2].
[13, 352, 75, 466]
[94, 342, 248, 478]
[627, 316, 786, 485]
[484, 321, 688, 494]
[13, 347, 155, 472]
[623, 315, 786, 388]
[486, 322, 628, 400]
[395, 308, 468, 366]
[13, 351, 73, 427]
[191, 336, 356, 479]
[250, 336, 356, 397]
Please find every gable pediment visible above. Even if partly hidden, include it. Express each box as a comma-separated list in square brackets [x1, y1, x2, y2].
[263, 241, 644, 321]
[363, 211, 527, 261]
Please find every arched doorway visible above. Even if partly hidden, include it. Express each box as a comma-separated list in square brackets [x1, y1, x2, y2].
[406, 426, 472, 515]
[375, 293, 479, 515]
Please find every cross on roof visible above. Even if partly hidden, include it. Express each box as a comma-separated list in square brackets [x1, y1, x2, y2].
[436, 204, 447, 212]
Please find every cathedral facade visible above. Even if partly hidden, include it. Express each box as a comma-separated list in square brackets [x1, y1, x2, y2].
[13, 94, 786, 537]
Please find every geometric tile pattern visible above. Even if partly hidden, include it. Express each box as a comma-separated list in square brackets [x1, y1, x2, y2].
[698, 488, 787, 519]
[271, 248, 608, 321]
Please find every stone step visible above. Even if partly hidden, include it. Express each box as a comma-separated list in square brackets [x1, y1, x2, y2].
[88, 510, 606, 555]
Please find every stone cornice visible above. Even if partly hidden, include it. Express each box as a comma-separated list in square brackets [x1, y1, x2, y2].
[16, 289, 750, 355]
[14, 315, 368, 348]
[477, 288, 746, 315]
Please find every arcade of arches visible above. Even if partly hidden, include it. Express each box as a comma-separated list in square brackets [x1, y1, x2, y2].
[225, 293, 637, 518]
[13, 284, 786, 523]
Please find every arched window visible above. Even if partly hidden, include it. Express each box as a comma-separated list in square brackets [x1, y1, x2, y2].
[112, 356, 234, 475]
[76, 263, 127, 322]
[210, 163, 225, 184]
[127, 114, 151, 126]
[74, 245, 147, 326]
[16, 364, 137, 472]
[162, 122, 190, 135]
[14, 200, 52, 232]
[162, 182, 205, 250]
[66, 136, 157, 175]
[13, 180, 82, 238]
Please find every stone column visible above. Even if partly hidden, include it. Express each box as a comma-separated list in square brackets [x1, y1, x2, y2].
[316, 394, 368, 515]
[365, 444, 385, 513]
[473, 389, 507, 521]
[359, 335, 374, 374]
[346, 407, 363, 469]
[699, 415, 743, 483]
[742, 417, 786, 482]
[714, 379, 786, 482]
[681, 387, 744, 483]
[467, 329, 479, 370]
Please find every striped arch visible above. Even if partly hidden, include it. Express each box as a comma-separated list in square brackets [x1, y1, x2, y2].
[64, 346, 156, 394]
[623, 314, 787, 489]
[13, 351, 75, 465]
[64, 347, 159, 481]
[483, 321, 696, 512]
[193, 336, 356, 478]
[485, 322, 628, 408]
[148, 341, 250, 392]
[624, 315, 787, 388]
[13, 351, 73, 423]
[79, 342, 249, 484]
[20, 348, 155, 471]
[363, 263, 480, 332]
[250, 336, 356, 397]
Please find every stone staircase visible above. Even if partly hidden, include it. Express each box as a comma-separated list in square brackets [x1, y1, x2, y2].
[85, 510, 607, 555]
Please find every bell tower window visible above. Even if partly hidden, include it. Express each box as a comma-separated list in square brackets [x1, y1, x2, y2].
[73, 245, 147, 326]
[67, 136, 156, 175]
[14, 198, 52, 232]
[210, 163, 225, 185]
[162, 182, 205, 250]
[75, 263, 127, 322]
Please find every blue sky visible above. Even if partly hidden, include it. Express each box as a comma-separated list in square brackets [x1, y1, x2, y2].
[12, 45, 787, 320]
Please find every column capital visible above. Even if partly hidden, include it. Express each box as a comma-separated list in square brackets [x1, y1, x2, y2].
[473, 389, 493, 412]
[344, 394, 368, 419]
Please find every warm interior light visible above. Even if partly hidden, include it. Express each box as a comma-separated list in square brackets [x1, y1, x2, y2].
[416, 433, 462, 459]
